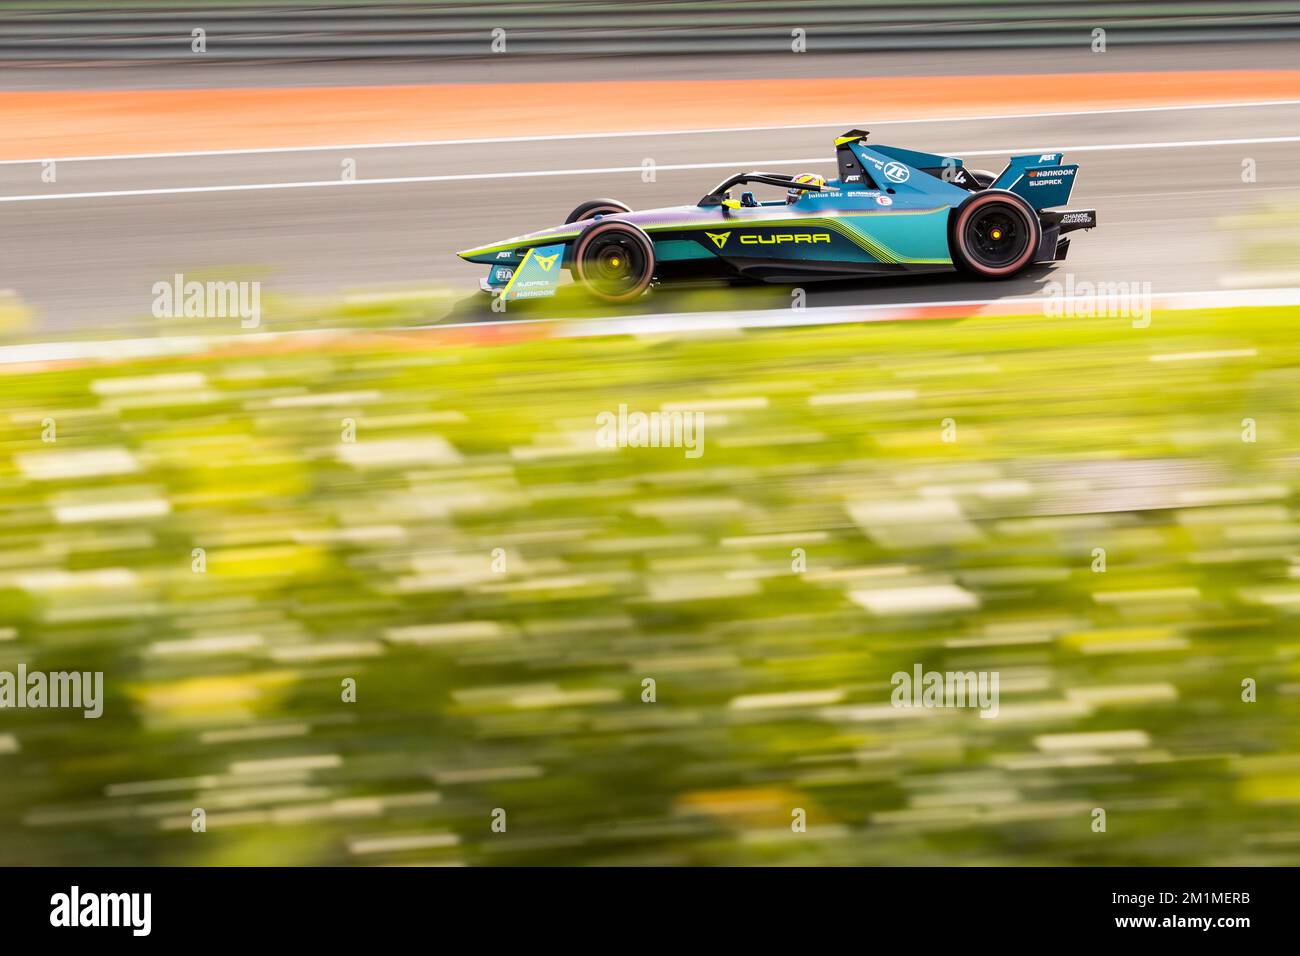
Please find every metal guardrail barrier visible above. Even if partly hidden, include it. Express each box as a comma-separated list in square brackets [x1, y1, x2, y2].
[2, 2, 1299, 60]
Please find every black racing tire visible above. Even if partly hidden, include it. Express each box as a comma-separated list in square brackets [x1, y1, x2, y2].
[564, 199, 633, 224]
[949, 189, 1041, 279]
[969, 169, 997, 189]
[572, 220, 655, 303]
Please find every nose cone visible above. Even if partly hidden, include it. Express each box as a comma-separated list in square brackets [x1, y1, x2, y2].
[458, 242, 501, 263]
[458, 223, 583, 264]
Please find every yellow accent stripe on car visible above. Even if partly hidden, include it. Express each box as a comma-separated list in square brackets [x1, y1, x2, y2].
[497, 247, 535, 299]
[464, 207, 951, 264]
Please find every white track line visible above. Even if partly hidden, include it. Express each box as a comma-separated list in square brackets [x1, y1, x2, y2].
[0, 158, 827, 202]
[3, 98, 1298, 164]
[4, 135, 1299, 203]
[962, 135, 1300, 156]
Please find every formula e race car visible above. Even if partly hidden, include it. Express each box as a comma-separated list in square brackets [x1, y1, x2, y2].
[458, 129, 1096, 303]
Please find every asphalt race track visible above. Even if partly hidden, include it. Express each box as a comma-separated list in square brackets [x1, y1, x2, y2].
[2, 54, 1299, 331]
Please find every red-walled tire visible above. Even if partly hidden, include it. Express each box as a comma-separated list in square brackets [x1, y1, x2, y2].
[564, 199, 632, 224]
[950, 190, 1041, 278]
[572, 220, 655, 303]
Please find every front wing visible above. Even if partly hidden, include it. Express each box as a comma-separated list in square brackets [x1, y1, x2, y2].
[480, 243, 567, 301]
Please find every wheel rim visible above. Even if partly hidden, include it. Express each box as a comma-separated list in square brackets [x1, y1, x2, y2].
[963, 203, 1031, 269]
[581, 232, 648, 298]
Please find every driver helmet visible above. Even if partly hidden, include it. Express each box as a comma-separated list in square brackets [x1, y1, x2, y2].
[786, 173, 827, 204]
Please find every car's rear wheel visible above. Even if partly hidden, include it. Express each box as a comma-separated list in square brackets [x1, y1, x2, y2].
[565, 199, 632, 224]
[950, 190, 1040, 278]
[572, 220, 655, 302]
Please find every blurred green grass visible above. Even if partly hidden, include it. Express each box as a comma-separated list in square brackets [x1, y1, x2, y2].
[1, 304, 1299, 865]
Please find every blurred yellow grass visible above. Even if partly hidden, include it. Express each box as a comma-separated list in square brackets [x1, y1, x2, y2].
[1, 303, 1298, 865]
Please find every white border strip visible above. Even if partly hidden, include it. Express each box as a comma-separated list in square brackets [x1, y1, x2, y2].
[554, 287, 1300, 338]
[3, 287, 1297, 367]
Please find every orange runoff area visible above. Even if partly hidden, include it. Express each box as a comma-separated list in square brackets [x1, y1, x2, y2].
[2, 69, 1298, 160]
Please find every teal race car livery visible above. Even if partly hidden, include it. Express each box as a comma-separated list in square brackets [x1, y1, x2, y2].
[458, 128, 1097, 303]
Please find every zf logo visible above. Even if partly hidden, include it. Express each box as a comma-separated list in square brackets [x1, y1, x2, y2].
[883, 161, 910, 184]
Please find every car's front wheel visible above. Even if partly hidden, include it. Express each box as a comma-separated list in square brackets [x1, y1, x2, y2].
[565, 199, 632, 224]
[572, 220, 655, 302]
[950, 190, 1041, 278]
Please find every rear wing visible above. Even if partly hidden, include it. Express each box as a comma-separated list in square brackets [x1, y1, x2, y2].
[991, 153, 1078, 209]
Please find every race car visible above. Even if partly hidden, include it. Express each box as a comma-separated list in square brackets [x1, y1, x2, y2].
[458, 129, 1096, 303]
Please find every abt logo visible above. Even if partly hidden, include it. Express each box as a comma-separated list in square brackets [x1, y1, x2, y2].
[50, 886, 151, 936]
